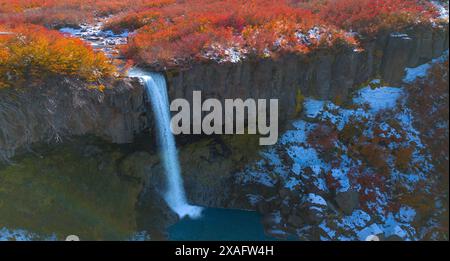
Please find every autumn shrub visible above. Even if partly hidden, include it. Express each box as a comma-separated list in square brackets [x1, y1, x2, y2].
[339, 118, 366, 144]
[103, 10, 162, 33]
[407, 60, 449, 185]
[308, 123, 339, 152]
[1, 0, 440, 68]
[0, 24, 114, 88]
[316, 0, 437, 36]
[122, 0, 362, 68]
[307, 122, 339, 161]
[359, 142, 390, 173]
[393, 145, 415, 171]
[0, 0, 176, 28]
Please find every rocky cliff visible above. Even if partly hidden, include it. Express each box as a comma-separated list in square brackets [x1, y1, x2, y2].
[1, 25, 448, 161]
[0, 77, 148, 161]
[165, 26, 449, 123]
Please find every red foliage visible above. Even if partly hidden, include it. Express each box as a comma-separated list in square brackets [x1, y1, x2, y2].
[0, 0, 175, 27]
[406, 60, 449, 236]
[308, 123, 339, 153]
[317, 0, 437, 35]
[0, 0, 440, 68]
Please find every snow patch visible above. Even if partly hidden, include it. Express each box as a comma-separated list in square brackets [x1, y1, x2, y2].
[303, 99, 325, 118]
[306, 193, 327, 206]
[353, 86, 403, 112]
[403, 51, 449, 83]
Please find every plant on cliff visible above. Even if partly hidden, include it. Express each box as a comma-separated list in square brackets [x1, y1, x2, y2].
[0, 24, 115, 88]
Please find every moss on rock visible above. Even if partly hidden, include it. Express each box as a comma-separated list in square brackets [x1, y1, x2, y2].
[0, 139, 142, 240]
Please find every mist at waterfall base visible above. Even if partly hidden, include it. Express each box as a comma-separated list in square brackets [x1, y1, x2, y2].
[128, 68, 202, 220]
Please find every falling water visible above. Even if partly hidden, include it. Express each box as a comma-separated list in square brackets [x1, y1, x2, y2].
[129, 68, 203, 219]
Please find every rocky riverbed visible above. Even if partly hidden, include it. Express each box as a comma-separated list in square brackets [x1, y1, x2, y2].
[59, 17, 129, 59]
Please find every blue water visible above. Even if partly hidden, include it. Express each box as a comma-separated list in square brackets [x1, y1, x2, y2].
[168, 208, 276, 241]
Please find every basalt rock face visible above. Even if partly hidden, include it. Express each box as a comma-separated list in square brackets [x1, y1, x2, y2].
[0, 77, 149, 161]
[1, 26, 447, 161]
[165, 26, 449, 123]
[121, 135, 262, 210]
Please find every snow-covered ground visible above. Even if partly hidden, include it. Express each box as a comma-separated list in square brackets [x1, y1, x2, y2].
[432, 1, 449, 21]
[0, 227, 150, 241]
[0, 227, 56, 241]
[236, 51, 449, 241]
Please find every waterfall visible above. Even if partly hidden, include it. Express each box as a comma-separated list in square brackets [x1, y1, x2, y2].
[129, 68, 203, 219]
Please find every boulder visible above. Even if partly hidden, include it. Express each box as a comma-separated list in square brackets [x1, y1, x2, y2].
[335, 190, 360, 215]
[287, 214, 304, 228]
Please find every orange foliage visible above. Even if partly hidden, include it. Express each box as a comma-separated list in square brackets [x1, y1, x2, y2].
[308, 123, 339, 153]
[394, 145, 415, 171]
[0, 24, 114, 88]
[407, 60, 449, 186]
[0, 0, 175, 27]
[317, 0, 437, 35]
[120, 0, 437, 67]
[0, 0, 441, 68]
[358, 142, 390, 173]
[121, 0, 359, 68]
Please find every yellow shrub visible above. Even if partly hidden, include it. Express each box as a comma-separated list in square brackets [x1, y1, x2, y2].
[0, 24, 115, 88]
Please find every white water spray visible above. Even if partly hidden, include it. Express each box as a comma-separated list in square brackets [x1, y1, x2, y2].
[129, 68, 203, 219]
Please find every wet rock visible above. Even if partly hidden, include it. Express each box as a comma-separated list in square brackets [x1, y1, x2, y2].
[261, 211, 288, 239]
[122, 134, 261, 210]
[59, 19, 128, 58]
[178, 138, 236, 207]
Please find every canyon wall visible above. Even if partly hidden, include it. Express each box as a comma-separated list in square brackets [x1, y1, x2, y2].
[165, 26, 449, 123]
[0, 25, 448, 161]
[0, 77, 148, 160]
[161, 25, 448, 208]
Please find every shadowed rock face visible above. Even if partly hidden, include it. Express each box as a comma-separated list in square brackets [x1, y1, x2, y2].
[0, 77, 149, 161]
[120, 134, 262, 210]
[0, 138, 144, 240]
[165, 26, 449, 123]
